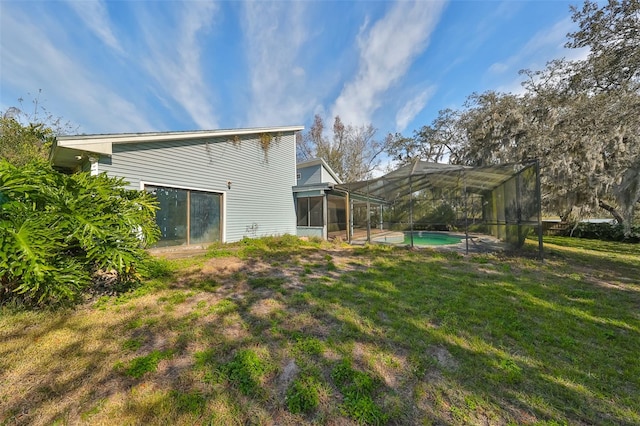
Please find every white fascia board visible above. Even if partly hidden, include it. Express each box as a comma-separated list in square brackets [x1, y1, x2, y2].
[57, 140, 113, 155]
[56, 126, 305, 147]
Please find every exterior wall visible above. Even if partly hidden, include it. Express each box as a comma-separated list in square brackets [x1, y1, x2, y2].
[321, 167, 339, 185]
[297, 162, 339, 186]
[297, 164, 322, 186]
[97, 133, 297, 243]
[294, 162, 339, 241]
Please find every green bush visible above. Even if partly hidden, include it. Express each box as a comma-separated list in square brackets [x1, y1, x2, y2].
[560, 222, 639, 243]
[0, 160, 159, 306]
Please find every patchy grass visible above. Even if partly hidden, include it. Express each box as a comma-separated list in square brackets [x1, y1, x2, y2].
[286, 375, 322, 414]
[115, 349, 174, 379]
[0, 236, 639, 425]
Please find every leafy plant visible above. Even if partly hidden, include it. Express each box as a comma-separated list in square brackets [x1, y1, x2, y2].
[0, 113, 55, 167]
[0, 160, 159, 306]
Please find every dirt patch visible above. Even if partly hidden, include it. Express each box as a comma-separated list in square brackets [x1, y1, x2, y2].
[250, 298, 285, 318]
[428, 345, 459, 371]
[201, 257, 245, 274]
[276, 359, 299, 397]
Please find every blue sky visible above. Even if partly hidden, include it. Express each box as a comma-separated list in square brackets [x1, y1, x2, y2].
[1, 0, 589, 139]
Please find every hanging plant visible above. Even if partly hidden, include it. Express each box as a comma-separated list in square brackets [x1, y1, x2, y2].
[259, 133, 273, 152]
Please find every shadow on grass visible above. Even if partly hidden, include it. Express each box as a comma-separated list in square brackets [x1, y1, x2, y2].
[295, 248, 639, 424]
[1, 238, 639, 425]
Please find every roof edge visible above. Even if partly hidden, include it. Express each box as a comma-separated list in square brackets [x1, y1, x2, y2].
[56, 125, 305, 146]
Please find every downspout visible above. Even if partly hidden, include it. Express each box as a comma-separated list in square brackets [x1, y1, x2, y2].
[346, 191, 351, 242]
[323, 191, 328, 240]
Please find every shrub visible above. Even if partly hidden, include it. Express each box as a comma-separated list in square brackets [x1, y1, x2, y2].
[0, 160, 159, 306]
[561, 222, 639, 242]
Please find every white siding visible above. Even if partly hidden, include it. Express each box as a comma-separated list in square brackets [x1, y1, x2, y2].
[321, 167, 339, 185]
[98, 133, 297, 242]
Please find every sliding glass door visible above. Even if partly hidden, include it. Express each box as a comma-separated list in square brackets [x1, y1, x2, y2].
[145, 185, 221, 247]
[189, 190, 221, 244]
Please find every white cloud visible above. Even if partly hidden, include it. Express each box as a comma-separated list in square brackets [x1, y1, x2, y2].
[141, 2, 219, 129]
[331, 0, 446, 126]
[0, 5, 153, 133]
[395, 86, 436, 132]
[242, 1, 315, 126]
[65, 0, 123, 54]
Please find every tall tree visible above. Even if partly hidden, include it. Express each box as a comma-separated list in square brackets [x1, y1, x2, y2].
[567, 0, 640, 91]
[387, 108, 465, 165]
[518, 0, 640, 233]
[1, 93, 76, 166]
[0, 114, 53, 166]
[297, 115, 390, 182]
[388, 0, 640, 235]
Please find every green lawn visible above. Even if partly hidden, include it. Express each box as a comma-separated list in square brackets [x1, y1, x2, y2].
[1, 236, 639, 425]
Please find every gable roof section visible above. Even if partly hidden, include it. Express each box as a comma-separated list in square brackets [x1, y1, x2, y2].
[296, 157, 343, 184]
[50, 125, 304, 169]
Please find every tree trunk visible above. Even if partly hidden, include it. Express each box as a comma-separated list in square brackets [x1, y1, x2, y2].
[614, 161, 640, 237]
[559, 209, 573, 223]
[598, 200, 625, 225]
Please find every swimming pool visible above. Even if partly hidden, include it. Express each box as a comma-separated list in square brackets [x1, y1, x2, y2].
[372, 231, 465, 246]
[403, 231, 464, 246]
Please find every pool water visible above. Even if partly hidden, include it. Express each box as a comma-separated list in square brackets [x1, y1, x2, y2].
[403, 232, 464, 246]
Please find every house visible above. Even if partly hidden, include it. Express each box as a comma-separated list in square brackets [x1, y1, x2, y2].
[293, 158, 349, 240]
[50, 126, 303, 246]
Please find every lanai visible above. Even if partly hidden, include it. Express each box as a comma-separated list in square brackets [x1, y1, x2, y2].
[336, 160, 543, 257]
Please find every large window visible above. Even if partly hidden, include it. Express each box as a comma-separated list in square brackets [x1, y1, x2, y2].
[145, 185, 221, 246]
[297, 196, 323, 227]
